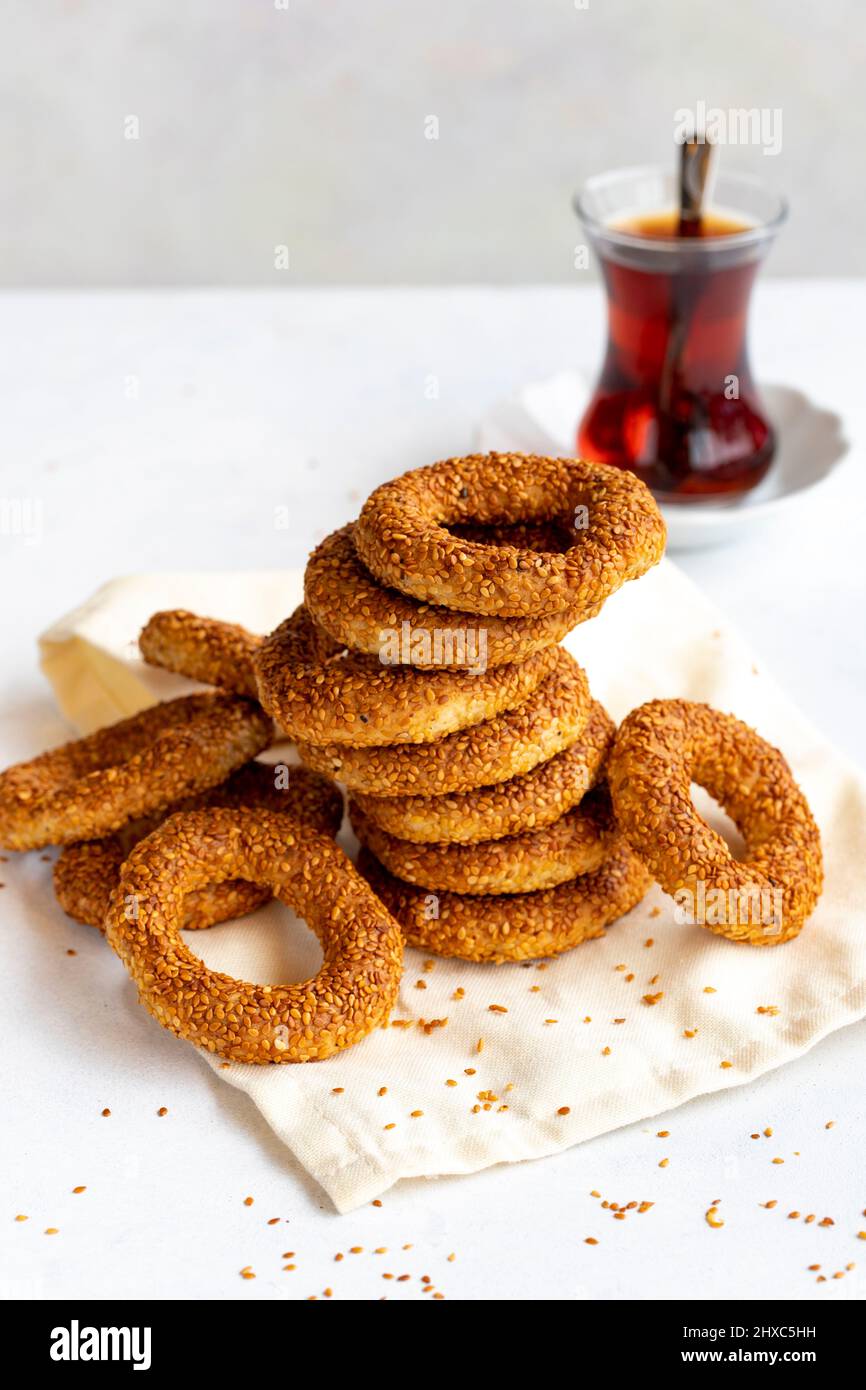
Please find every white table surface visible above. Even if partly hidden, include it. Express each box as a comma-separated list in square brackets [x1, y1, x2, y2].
[1, 283, 864, 1303]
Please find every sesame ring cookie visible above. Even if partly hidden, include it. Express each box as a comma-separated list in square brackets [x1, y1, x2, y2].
[352, 699, 615, 843]
[297, 646, 591, 796]
[350, 787, 615, 895]
[304, 524, 600, 669]
[254, 604, 557, 748]
[0, 694, 272, 853]
[54, 762, 343, 931]
[358, 840, 651, 963]
[140, 610, 262, 698]
[608, 700, 823, 946]
[105, 808, 403, 1064]
[354, 451, 666, 619]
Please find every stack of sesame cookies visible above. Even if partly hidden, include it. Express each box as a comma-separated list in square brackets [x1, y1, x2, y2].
[287, 452, 667, 961]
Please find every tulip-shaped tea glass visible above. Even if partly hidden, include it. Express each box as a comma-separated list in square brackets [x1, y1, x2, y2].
[575, 166, 787, 500]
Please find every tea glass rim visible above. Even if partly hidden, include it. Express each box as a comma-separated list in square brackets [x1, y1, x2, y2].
[574, 164, 788, 255]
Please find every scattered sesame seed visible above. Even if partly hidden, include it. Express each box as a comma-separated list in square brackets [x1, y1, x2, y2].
[659, 1158, 669, 1168]
[720, 1061, 733, 1069]
[157, 1107, 168, 1116]
[585, 1237, 598, 1245]
[657, 1130, 669, 1138]
[377, 1087, 387, 1097]
[601, 1046, 611, 1056]
[557, 1106, 571, 1116]
[488, 1004, 507, 1014]
[409, 1110, 423, 1118]
[101, 1108, 111, 1117]
[332, 1087, 344, 1094]
[14, 1215, 28, 1222]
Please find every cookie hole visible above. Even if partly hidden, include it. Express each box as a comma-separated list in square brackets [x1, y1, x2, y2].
[181, 898, 324, 986]
[691, 784, 748, 859]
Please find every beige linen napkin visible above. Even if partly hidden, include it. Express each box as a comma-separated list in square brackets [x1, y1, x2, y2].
[38, 566, 866, 1212]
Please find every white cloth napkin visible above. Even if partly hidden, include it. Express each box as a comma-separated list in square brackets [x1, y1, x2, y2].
[38, 568, 866, 1212]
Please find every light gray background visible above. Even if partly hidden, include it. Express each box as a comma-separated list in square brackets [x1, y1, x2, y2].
[2, 0, 862, 285]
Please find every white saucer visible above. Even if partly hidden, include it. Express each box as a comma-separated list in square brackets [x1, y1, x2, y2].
[476, 369, 849, 551]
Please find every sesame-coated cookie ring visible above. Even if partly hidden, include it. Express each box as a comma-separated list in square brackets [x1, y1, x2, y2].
[254, 605, 557, 748]
[297, 646, 591, 796]
[0, 694, 272, 853]
[139, 610, 262, 698]
[304, 525, 600, 669]
[352, 699, 615, 844]
[54, 762, 343, 931]
[105, 808, 404, 1064]
[608, 700, 823, 946]
[358, 840, 651, 963]
[354, 452, 666, 619]
[350, 787, 615, 895]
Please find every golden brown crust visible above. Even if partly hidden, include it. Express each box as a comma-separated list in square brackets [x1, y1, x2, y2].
[608, 699, 823, 945]
[105, 808, 404, 1063]
[140, 610, 262, 697]
[254, 604, 557, 748]
[304, 524, 598, 668]
[353, 700, 615, 842]
[350, 787, 615, 894]
[54, 762, 343, 930]
[354, 452, 666, 618]
[358, 841, 651, 962]
[0, 695, 273, 852]
[296, 647, 591, 795]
